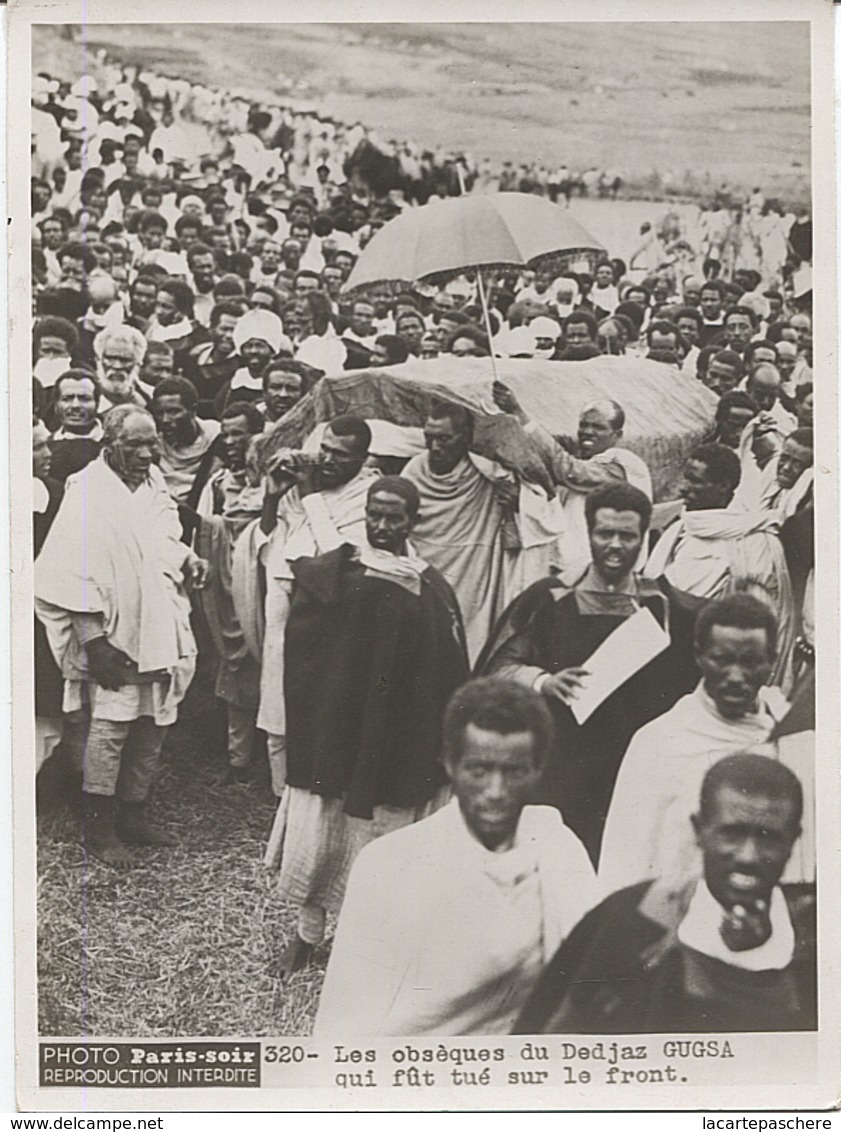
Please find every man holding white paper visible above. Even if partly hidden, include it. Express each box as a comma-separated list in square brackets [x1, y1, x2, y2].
[478, 482, 685, 865]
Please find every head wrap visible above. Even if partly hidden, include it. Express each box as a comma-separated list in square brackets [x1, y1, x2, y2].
[232, 309, 285, 354]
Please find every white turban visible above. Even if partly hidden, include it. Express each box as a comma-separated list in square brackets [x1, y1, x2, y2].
[232, 309, 286, 354]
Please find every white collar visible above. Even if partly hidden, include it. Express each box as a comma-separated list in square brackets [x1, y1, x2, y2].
[678, 879, 795, 971]
[51, 420, 104, 442]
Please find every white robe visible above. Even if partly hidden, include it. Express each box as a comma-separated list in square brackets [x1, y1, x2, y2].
[314, 800, 597, 1037]
[598, 683, 808, 898]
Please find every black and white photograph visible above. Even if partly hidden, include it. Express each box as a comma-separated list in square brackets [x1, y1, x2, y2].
[9, 0, 839, 1112]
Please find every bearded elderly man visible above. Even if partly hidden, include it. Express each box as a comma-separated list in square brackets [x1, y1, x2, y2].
[493, 382, 652, 577]
[315, 678, 596, 1036]
[35, 405, 209, 866]
[516, 754, 815, 1034]
[93, 325, 150, 413]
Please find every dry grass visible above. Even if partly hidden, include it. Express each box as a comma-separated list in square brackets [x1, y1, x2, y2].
[36, 679, 327, 1038]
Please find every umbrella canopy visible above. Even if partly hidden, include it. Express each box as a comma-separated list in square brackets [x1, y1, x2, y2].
[343, 192, 605, 292]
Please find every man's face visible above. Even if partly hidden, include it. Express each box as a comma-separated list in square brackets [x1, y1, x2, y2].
[289, 204, 311, 228]
[41, 220, 64, 250]
[220, 414, 253, 471]
[154, 290, 180, 326]
[588, 507, 644, 584]
[141, 351, 174, 386]
[33, 184, 52, 213]
[59, 255, 85, 286]
[718, 406, 755, 449]
[240, 338, 272, 378]
[99, 343, 140, 400]
[776, 342, 798, 382]
[679, 457, 731, 511]
[281, 239, 302, 269]
[683, 281, 701, 307]
[36, 334, 70, 362]
[652, 278, 671, 306]
[334, 253, 354, 281]
[746, 370, 781, 413]
[578, 408, 621, 457]
[56, 377, 97, 429]
[263, 370, 303, 419]
[424, 416, 469, 475]
[595, 264, 613, 289]
[290, 223, 312, 244]
[208, 201, 228, 226]
[153, 393, 195, 446]
[396, 315, 425, 350]
[697, 624, 773, 720]
[321, 266, 343, 297]
[191, 253, 216, 292]
[212, 313, 239, 356]
[420, 332, 440, 359]
[132, 280, 158, 319]
[317, 427, 367, 489]
[365, 490, 413, 554]
[350, 302, 375, 338]
[626, 288, 648, 308]
[141, 223, 166, 251]
[108, 414, 159, 487]
[296, 274, 319, 297]
[795, 392, 814, 430]
[446, 724, 542, 852]
[649, 330, 679, 356]
[707, 359, 741, 396]
[694, 785, 799, 912]
[261, 242, 281, 271]
[724, 313, 753, 353]
[789, 314, 812, 351]
[179, 227, 201, 254]
[767, 295, 783, 320]
[776, 437, 813, 490]
[700, 288, 722, 322]
[564, 321, 593, 349]
[32, 421, 52, 479]
[676, 316, 700, 349]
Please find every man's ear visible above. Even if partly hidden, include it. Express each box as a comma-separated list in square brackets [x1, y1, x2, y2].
[690, 811, 702, 847]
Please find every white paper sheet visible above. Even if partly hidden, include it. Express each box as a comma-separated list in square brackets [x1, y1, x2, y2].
[569, 606, 671, 725]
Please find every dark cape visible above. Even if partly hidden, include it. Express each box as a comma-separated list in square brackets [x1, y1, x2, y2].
[514, 879, 817, 1035]
[476, 574, 691, 864]
[284, 544, 470, 820]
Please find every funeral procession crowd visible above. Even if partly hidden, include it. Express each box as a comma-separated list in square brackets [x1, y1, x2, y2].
[29, 50, 817, 1038]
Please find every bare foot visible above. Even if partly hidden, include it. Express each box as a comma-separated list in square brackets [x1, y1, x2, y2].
[85, 835, 134, 868]
[276, 936, 314, 980]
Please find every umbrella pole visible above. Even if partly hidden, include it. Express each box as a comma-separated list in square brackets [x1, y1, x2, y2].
[476, 270, 500, 382]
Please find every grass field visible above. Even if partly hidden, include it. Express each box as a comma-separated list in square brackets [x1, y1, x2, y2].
[37, 673, 327, 1038]
[33, 21, 811, 203]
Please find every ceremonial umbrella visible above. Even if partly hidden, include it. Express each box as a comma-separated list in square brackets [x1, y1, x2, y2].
[342, 192, 605, 376]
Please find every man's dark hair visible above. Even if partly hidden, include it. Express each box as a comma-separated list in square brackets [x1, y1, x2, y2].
[262, 356, 320, 391]
[698, 753, 802, 829]
[788, 427, 814, 450]
[700, 279, 725, 301]
[58, 241, 98, 275]
[222, 401, 265, 433]
[689, 443, 742, 493]
[138, 209, 168, 233]
[375, 334, 410, 365]
[442, 678, 555, 770]
[694, 592, 778, 656]
[646, 319, 682, 347]
[325, 414, 372, 453]
[157, 278, 195, 319]
[715, 390, 759, 423]
[33, 315, 79, 358]
[742, 337, 783, 364]
[367, 475, 421, 519]
[795, 382, 813, 404]
[614, 300, 645, 339]
[673, 305, 703, 331]
[563, 309, 598, 340]
[724, 304, 759, 330]
[175, 214, 204, 238]
[426, 400, 474, 446]
[710, 349, 746, 380]
[210, 299, 248, 326]
[187, 242, 215, 267]
[584, 481, 652, 533]
[152, 376, 199, 411]
[446, 323, 489, 355]
[54, 367, 100, 401]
